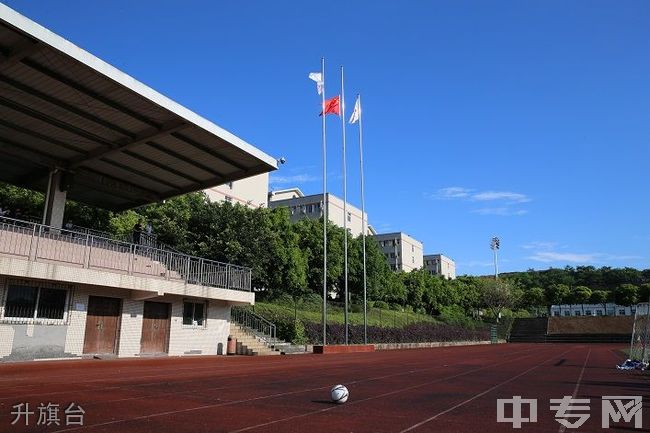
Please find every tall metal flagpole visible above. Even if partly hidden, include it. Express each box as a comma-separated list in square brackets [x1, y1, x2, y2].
[357, 94, 368, 345]
[321, 57, 327, 346]
[341, 66, 349, 345]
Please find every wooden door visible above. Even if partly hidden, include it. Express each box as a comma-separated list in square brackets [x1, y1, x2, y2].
[140, 301, 171, 354]
[83, 296, 121, 354]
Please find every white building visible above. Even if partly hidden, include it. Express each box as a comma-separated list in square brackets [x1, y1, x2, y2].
[550, 303, 636, 317]
[268, 189, 374, 237]
[424, 254, 456, 280]
[372, 232, 424, 272]
[204, 173, 269, 209]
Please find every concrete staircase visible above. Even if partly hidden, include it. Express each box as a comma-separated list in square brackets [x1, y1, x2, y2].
[508, 317, 549, 342]
[228, 323, 309, 356]
[229, 323, 281, 356]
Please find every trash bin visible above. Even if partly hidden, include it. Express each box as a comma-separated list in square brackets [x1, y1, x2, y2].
[227, 336, 237, 355]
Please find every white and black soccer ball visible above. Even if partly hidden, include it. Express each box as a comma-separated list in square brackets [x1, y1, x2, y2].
[331, 384, 349, 404]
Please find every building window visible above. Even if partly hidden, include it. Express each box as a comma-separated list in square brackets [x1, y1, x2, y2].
[227, 182, 233, 189]
[574, 311, 581, 316]
[412, 245, 414, 253]
[182, 301, 206, 327]
[585, 310, 592, 316]
[563, 311, 570, 316]
[619, 309, 626, 315]
[225, 196, 233, 203]
[412, 257, 415, 264]
[596, 310, 603, 316]
[3, 284, 68, 322]
[554, 311, 560, 317]
[347, 212, 351, 222]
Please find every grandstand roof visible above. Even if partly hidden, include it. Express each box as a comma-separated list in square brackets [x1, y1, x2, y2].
[0, 4, 277, 210]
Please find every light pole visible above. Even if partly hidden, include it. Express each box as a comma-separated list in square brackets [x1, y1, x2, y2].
[490, 236, 500, 279]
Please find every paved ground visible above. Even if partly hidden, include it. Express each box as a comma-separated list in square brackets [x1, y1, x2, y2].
[0, 343, 645, 432]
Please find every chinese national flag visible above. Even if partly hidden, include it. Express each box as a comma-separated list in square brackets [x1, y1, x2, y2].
[320, 95, 340, 116]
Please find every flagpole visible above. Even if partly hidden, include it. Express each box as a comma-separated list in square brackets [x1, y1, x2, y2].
[341, 65, 349, 345]
[357, 94, 368, 345]
[321, 57, 327, 346]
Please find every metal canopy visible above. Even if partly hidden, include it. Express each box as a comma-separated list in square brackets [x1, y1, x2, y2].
[0, 4, 277, 210]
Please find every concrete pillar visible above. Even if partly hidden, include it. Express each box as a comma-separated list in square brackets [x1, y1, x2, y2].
[42, 169, 68, 228]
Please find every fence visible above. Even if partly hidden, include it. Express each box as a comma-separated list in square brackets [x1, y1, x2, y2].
[231, 306, 277, 343]
[0, 216, 252, 292]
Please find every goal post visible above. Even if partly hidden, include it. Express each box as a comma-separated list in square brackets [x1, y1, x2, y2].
[630, 303, 650, 363]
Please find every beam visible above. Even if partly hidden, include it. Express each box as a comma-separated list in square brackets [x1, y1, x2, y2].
[21, 58, 161, 129]
[98, 158, 182, 190]
[130, 290, 163, 301]
[171, 132, 248, 171]
[0, 40, 39, 70]
[120, 149, 203, 183]
[144, 140, 226, 179]
[0, 137, 66, 168]
[0, 94, 116, 148]
[0, 72, 136, 138]
[66, 121, 188, 169]
[0, 117, 89, 155]
[75, 168, 160, 202]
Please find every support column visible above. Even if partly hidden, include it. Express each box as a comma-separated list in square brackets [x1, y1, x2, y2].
[42, 169, 68, 228]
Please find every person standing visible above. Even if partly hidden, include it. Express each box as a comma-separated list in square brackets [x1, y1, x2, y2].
[133, 221, 143, 245]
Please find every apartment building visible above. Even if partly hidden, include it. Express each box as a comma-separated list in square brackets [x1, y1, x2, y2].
[372, 232, 424, 272]
[204, 173, 269, 209]
[268, 189, 373, 237]
[424, 254, 456, 280]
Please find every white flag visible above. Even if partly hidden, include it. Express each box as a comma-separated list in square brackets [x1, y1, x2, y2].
[349, 96, 361, 124]
[308, 72, 323, 95]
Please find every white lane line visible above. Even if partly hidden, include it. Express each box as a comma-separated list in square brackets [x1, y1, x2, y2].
[397, 347, 576, 433]
[227, 346, 569, 433]
[557, 348, 591, 433]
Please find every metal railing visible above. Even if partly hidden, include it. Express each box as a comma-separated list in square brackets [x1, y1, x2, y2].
[231, 307, 277, 343]
[0, 216, 252, 291]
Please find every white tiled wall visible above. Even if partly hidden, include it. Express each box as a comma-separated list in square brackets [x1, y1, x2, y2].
[168, 299, 231, 356]
[118, 299, 144, 357]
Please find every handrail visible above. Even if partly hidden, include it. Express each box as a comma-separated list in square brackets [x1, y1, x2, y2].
[231, 306, 276, 343]
[0, 215, 252, 291]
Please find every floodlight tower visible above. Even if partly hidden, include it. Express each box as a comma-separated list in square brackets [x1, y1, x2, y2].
[490, 236, 500, 279]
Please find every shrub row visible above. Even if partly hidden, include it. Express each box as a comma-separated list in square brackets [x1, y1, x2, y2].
[303, 321, 490, 345]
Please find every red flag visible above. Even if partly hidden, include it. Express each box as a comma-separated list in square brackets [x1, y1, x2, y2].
[320, 95, 340, 116]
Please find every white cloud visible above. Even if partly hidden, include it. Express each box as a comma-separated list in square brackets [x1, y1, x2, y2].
[435, 187, 473, 199]
[472, 207, 528, 216]
[431, 186, 530, 216]
[471, 191, 531, 203]
[527, 252, 598, 263]
[269, 174, 319, 186]
[521, 241, 559, 251]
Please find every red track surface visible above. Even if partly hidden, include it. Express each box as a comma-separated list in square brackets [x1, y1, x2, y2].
[0, 343, 645, 432]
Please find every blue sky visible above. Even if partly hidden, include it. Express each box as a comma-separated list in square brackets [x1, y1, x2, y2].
[4, 0, 650, 275]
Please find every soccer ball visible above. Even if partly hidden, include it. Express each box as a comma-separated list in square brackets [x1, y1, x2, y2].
[331, 384, 349, 404]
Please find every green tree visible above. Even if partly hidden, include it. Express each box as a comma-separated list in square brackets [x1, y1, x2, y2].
[479, 279, 521, 323]
[616, 284, 639, 306]
[523, 287, 546, 315]
[590, 290, 609, 315]
[571, 286, 592, 315]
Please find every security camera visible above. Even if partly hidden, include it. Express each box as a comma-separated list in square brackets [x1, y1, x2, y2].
[277, 157, 286, 165]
